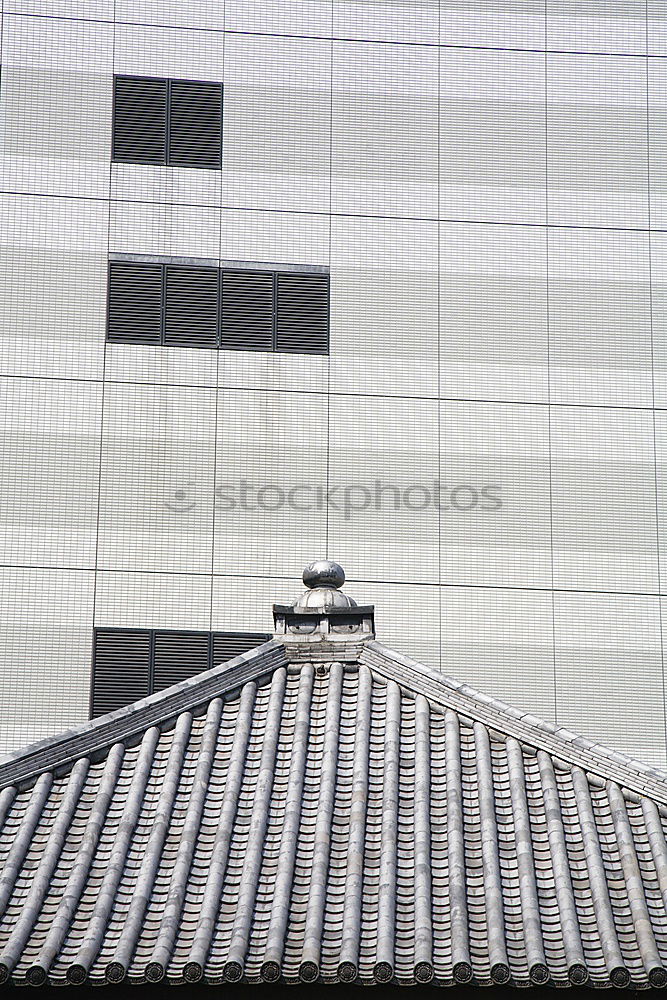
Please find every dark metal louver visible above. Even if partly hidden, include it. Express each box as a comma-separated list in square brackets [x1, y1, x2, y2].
[164, 265, 219, 348]
[212, 631, 270, 665]
[107, 262, 163, 344]
[168, 80, 223, 170]
[91, 627, 270, 718]
[107, 259, 330, 356]
[153, 631, 211, 692]
[112, 76, 167, 165]
[91, 629, 151, 718]
[220, 270, 275, 351]
[275, 273, 329, 354]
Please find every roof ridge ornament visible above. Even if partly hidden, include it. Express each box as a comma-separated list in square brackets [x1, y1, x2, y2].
[273, 561, 375, 646]
[296, 559, 355, 610]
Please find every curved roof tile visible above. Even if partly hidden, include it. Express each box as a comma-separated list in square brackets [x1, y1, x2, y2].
[0, 638, 666, 987]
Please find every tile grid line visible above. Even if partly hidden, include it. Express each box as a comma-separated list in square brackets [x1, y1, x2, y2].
[3, 561, 667, 602]
[2, 8, 665, 58]
[437, 0, 442, 669]
[89, 0, 117, 719]
[7, 189, 667, 234]
[209, 0, 226, 631]
[645, 0, 667, 763]
[324, 0, 334, 561]
[6, 373, 667, 415]
[544, 0, 558, 728]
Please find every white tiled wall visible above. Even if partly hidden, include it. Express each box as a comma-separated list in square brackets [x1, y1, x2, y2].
[440, 47, 546, 224]
[225, 0, 331, 38]
[439, 221, 548, 403]
[332, 40, 438, 217]
[115, 1, 225, 30]
[94, 570, 213, 630]
[334, 0, 438, 43]
[546, 53, 648, 228]
[0, 376, 102, 568]
[328, 393, 440, 584]
[0, 567, 95, 747]
[0, 193, 108, 380]
[551, 405, 658, 594]
[109, 200, 221, 261]
[649, 0, 667, 54]
[330, 215, 439, 398]
[649, 56, 667, 229]
[223, 32, 331, 212]
[1, 0, 666, 771]
[440, 400, 552, 589]
[547, 227, 652, 407]
[652, 233, 667, 408]
[546, 0, 647, 54]
[0, 14, 113, 198]
[441, 0, 545, 49]
[213, 388, 329, 577]
[96, 382, 217, 574]
[440, 585, 556, 720]
[555, 592, 666, 769]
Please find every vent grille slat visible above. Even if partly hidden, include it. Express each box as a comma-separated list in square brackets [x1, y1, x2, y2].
[220, 270, 275, 351]
[92, 630, 151, 718]
[212, 631, 270, 664]
[153, 631, 211, 691]
[107, 262, 163, 345]
[164, 265, 219, 348]
[275, 273, 329, 354]
[112, 76, 167, 165]
[168, 80, 223, 169]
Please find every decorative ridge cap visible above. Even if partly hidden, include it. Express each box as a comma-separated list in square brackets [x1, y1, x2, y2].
[0, 640, 286, 790]
[362, 640, 667, 807]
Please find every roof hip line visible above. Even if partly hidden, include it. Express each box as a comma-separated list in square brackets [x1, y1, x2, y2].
[0, 642, 286, 790]
[360, 642, 667, 808]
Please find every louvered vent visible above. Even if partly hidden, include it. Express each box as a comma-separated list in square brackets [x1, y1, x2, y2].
[91, 629, 151, 718]
[153, 631, 211, 692]
[164, 265, 219, 348]
[112, 76, 167, 165]
[168, 80, 223, 169]
[212, 631, 270, 665]
[275, 273, 329, 354]
[91, 628, 270, 717]
[220, 270, 275, 351]
[107, 262, 163, 344]
[107, 259, 329, 356]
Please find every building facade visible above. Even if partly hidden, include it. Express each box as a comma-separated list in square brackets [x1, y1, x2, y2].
[1, 1, 667, 766]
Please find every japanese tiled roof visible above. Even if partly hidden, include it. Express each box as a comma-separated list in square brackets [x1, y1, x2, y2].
[2, 637, 667, 989]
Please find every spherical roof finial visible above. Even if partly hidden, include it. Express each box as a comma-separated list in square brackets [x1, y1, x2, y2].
[302, 560, 345, 591]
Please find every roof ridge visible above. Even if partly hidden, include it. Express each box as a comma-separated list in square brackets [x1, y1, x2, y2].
[0, 640, 286, 790]
[362, 640, 667, 808]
